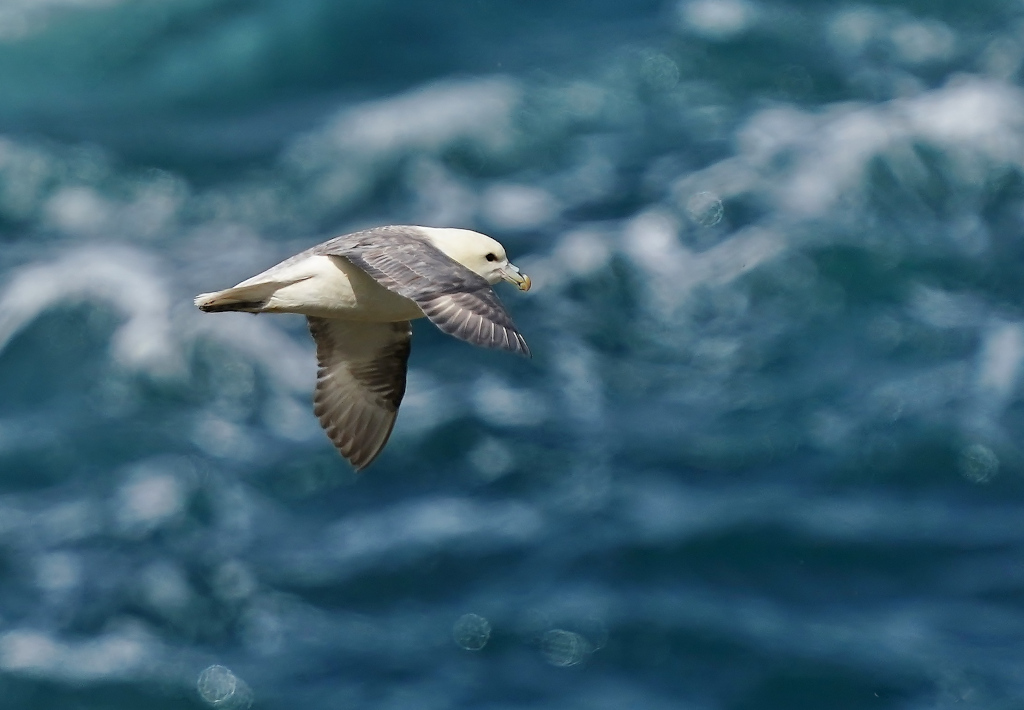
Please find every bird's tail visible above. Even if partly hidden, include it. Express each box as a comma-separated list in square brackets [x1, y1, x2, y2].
[194, 284, 275, 313]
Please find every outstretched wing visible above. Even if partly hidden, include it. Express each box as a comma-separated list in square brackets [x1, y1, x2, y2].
[307, 317, 412, 471]
[316, 226, 530, 357]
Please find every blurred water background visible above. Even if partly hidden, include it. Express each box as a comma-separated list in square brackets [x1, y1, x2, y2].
[0, 0, 1023, 708]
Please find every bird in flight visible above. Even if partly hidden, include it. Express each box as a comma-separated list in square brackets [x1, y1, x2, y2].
[195, 225, 531, 470]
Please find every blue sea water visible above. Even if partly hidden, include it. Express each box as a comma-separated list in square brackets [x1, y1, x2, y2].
[1, 0, 1024, 708]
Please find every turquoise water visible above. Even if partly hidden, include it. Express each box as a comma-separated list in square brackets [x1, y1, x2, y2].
[1, 1, 1024, 708]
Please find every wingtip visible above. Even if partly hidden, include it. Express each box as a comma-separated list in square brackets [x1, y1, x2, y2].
[331, 434, 379, 472]
[517, 333, 532, 359]
[343, 441, 387, 472]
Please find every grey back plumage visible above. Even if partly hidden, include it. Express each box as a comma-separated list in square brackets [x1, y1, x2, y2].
[317, 226, 531, 358]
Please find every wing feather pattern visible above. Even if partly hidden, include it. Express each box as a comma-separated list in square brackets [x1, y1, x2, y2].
[317, 227, 531, 357]
[307, 316, 412, 470]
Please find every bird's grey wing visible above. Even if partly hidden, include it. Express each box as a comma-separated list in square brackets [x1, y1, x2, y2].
[307, 316, 412, 471]
[318, 227, 530, 358]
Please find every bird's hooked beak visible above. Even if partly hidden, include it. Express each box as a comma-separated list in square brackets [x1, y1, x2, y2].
[500, 263, 532, 291]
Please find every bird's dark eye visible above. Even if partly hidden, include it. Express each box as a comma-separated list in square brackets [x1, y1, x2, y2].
[485, 253, 497, 262]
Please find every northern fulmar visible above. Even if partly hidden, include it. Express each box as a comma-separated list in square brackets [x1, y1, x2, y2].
[195, 225, 532, 470]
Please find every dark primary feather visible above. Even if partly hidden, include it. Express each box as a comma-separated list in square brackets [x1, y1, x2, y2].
[316, 226, 531, 358]
[307, 317, 412, 470]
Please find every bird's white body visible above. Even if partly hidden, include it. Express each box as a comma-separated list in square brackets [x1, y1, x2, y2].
[233, 253, 424, 321]
[195, 226, 524, 322]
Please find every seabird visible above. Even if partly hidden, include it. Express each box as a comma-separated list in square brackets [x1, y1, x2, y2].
[195, 225, 532, 470]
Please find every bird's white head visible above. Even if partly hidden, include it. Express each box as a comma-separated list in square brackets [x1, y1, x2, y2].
[417, 227, 531, 291]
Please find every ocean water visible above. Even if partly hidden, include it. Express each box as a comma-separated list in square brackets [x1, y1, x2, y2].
[1, 0, 1024, 708]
